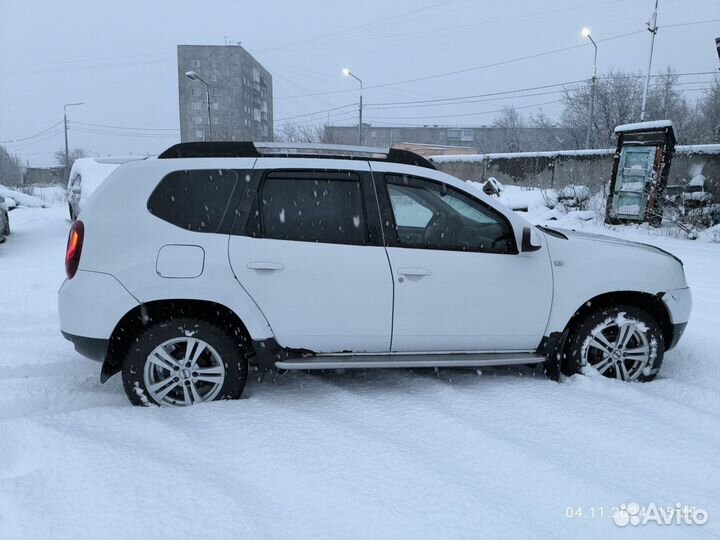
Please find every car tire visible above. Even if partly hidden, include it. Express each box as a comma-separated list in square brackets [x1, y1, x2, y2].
[122, 317, 248, 406]
[563, 305, 664, 382]
[2, 213, 8, 236]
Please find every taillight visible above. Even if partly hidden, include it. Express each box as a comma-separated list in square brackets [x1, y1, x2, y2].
[65, 220, 84, 279]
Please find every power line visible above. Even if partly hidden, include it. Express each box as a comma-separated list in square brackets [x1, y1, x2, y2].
[4, 128, 65, 149]
[267, 0, 629, 57]
[275, 103, 358, 123]
[275, 29, 647, 100]
[0, 51, 173, 70]
[275, 70, 718, 124]
[252, 0, 456, 54]
[69, 126, 179, 139]
[1, 121, 63, 144]
[71, 121, 179, 132]
[364, 99, 563, 122]
[661, 18, 720, 29]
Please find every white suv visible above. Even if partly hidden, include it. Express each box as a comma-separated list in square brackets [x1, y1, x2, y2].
[58, 142, 691, 407]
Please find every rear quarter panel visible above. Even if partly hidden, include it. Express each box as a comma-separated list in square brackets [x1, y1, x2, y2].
[77, 157, 274, 340]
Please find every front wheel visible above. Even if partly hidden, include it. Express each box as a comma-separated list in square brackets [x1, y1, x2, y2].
[563, 305, 664, 382]
[122, 318, 248, 406]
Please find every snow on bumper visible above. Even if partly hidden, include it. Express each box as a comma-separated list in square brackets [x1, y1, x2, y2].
[58, 270, 139, 340]
[661, 287, 692, 325]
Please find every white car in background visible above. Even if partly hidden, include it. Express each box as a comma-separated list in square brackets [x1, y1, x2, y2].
[0, 195, 10, 239]
[67, 156, 142, 220]
[58, 143, 692, 407]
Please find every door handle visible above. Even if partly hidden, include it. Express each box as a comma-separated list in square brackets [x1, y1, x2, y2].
[247, 261, 284, 271]
[397, 267, 432, 277]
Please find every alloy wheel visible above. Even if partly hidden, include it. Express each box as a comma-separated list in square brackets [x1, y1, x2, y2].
[143, 337, 226, 406]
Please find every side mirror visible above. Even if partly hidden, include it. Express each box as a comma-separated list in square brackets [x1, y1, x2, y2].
[522, 227, 542, 252]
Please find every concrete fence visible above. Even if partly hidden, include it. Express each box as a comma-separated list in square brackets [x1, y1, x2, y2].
[431, 145, 720, 195]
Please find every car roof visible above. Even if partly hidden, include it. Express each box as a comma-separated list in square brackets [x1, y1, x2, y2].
[157, 142, 436, 171]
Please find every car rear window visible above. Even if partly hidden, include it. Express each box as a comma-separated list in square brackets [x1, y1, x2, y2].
[147, 169, 242, 233]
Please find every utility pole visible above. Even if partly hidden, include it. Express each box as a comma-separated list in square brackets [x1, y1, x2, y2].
[582, 28, 598, 149]
[640, 0, 659, 121]
[359, 87, 363, 146]
[63, 102, 84, 183]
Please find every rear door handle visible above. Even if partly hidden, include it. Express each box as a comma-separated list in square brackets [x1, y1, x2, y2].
[397, 267, 432, 277]
[247, 261, 284, 271]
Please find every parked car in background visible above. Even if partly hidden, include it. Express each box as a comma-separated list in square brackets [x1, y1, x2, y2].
[0, 195, 10, 238]
[58, 142, 692, 408]
[67, 156, 142, 220]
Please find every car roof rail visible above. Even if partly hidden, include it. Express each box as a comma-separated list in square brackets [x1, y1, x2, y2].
[157, 141, 436, 170]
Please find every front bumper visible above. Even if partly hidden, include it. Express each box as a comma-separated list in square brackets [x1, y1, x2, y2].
[661, 287, 692, 324]
[661, 287, 691, 350]
[668, 322, 688, 350]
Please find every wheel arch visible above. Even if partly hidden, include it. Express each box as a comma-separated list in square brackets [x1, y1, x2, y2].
[562, 290, 673, 351]
[101, 299, 254, 383]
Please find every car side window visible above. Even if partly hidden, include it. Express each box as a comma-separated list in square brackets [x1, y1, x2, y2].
[246, 171, 368, 245]
[147, 169, 240, 233]
[385, 174, 516, 254]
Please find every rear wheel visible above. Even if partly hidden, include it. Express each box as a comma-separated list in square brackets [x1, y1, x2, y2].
[563, 305, 664, 382]
[122, 317, 248, 406]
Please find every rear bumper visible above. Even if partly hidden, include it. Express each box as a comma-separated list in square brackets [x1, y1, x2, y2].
[61, 331, 108, 362]
[58, 270, 139, 339]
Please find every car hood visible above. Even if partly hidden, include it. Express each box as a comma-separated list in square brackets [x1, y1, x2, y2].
[543, 227, 683, 264]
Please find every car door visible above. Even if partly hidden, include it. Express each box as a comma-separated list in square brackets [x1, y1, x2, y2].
[228, 159, 394, 353]
[374, 168, 553, 352]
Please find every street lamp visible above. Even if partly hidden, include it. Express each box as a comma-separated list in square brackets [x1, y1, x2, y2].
[582, 28, 598, 149]
[63, 102, 84, 183]
[185, 70, 212, 141]
[342, 68, 363, 145]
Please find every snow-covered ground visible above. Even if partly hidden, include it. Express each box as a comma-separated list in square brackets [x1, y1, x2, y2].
[0, 203, 718, 540]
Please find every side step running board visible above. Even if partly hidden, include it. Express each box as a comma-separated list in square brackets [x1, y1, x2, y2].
[275, 352, 545, 370]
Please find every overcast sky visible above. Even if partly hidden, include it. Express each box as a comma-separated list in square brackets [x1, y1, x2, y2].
[1, 0, 718, 166]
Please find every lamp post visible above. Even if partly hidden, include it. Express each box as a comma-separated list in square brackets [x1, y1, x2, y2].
[185, 71, 212, 140]
[582, 28, 598, 149]
[63, 102, 84, 183]
[342, 68, 363, 145]
[640, 0, 659, 121]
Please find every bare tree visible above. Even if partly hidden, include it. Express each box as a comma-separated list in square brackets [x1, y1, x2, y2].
[644, 67, 692, 136]
[492, 106, 526, 152]
[0, 145, 23, 186]
[562, 70, 645, 149]
[529, 109, 573, 150]
[54, 147, 87, 170]
[274, 123, 324, 143]
[560, 67, 704, 147]
[686, 77, 720, 144]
